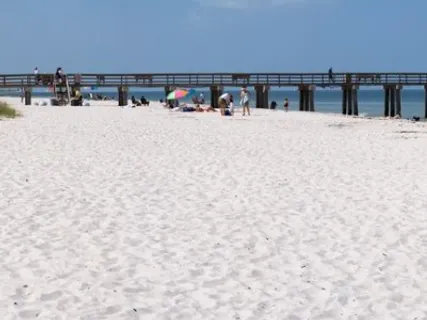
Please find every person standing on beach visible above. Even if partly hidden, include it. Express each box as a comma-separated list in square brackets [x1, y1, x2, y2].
[283, 98, 289, 112]
[240, 87, 251, 116]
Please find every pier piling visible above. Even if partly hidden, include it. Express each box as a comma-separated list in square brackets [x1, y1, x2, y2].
[255, 85, 269, 108]
[299, 85, 315, 111]
[390, 88, 396, 118]
[118, 86, 128, 106]
[309, 87, 315, 112]
[396, 87, 401, 117]
[424, 85, 427, 118]
[353, 87, 359, 115]
[24, 88, 32, 105]
[383, 85, 401, 117]
[342, 87, 347, 114]
[299, 86, 305, 111]
[346, 87, 353, 115]
[341, 85, 358, 115]
[384, 87, 390, 117]
[210, 85, 223, 108]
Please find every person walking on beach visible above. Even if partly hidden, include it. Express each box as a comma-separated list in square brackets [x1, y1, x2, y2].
[240, 87, 250, 116]
[283, 98, 289, 112]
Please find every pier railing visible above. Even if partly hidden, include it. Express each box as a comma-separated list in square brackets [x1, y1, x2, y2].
[2, 73, 427, 88]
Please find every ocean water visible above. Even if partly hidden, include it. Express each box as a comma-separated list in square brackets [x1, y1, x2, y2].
[1, 87, 426, 118]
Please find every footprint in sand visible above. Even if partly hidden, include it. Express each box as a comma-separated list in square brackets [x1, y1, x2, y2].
[18, 309, 41, 319]
[40, 290, 62, 301]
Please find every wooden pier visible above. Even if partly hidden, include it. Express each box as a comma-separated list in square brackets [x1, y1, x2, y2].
[1, 72, 427, 117]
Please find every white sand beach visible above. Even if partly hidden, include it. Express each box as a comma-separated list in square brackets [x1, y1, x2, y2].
[1, 97, 427, 319]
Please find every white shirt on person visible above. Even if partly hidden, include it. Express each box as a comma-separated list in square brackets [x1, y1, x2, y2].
[220, 93, 230, 101]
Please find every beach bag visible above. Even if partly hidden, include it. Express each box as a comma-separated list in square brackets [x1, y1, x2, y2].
[243, 94, 249, 104]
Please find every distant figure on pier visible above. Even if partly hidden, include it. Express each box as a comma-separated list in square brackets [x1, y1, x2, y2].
[34, 67, 41, 85]
[328, 67, 334, 83]
[240, 87, 251, 116]
[283, 98, 289, 112]
[55, 67, 64, 84]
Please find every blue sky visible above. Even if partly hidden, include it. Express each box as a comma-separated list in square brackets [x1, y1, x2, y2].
[1, 0, 426, 73]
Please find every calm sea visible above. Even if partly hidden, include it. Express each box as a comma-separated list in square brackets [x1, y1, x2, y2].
[1, 87, 426, 118]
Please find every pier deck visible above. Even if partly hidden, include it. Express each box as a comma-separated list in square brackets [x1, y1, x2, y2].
[1, 73, 427, 88]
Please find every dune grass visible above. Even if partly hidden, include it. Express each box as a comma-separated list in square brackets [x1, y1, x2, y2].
[0, 101, 21, 119]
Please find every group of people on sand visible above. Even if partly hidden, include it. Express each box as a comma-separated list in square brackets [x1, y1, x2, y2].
[218, 87, 251, 116]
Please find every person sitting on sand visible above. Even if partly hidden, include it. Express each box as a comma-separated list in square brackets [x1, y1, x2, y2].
[194, 104, 215, 112]
[219, 92, 231, 115]
[131, 96, 142, 106]
[140, 96, 149, 106]
[224, 95, 234, 116]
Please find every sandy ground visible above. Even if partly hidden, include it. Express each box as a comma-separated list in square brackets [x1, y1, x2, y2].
[1, 98, 427, 319]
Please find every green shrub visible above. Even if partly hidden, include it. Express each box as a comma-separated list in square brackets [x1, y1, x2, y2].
[0, 101, 21, 118]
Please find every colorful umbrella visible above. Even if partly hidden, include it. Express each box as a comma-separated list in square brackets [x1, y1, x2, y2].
[167, 88, 195, 100]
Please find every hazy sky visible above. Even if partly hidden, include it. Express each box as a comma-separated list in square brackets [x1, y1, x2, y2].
[1, 0, 426, 73]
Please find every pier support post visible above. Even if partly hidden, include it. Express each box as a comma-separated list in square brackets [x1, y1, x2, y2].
[309, 86, 315, 112]
[353, 86, 359, 116]
[255, 85, 269, 108]
[346, 86, 353, 115]
[210, 85, 223, 108]
[384, 86, 390, 117]
[342, 87, 347, 114]
[341, 85, 358, 115]
[390, 87, 396, 117]
[24, 87, 32, 106]
[383, 85, 401, 117]
[118, 86, 128, 106]
[299, 86, 305, 111]
[396, 87, 402, 117]
[299, 85, 315, 111]
[425, 85, 427, 118]
[304, 90, 309, 111]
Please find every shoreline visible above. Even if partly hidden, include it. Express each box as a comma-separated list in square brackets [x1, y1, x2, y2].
[1, 96, 425, 123]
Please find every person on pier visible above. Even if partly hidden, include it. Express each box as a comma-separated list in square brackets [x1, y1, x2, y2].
[328, 67, 334, 83]
[34, 67, 41, 85]
[55, 67, 64, 84]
